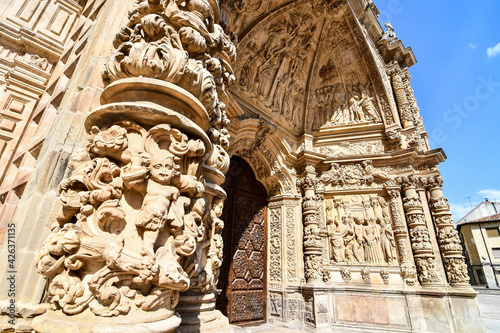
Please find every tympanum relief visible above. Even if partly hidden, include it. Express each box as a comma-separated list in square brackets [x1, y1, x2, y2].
[235, 6, 320, 130]
[308, 15, 385, 131]
[325, 195, 397, 266]
[233, 0, 386, 133]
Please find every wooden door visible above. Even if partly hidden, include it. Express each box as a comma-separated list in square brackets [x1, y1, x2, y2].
[217, 156, 268, 326]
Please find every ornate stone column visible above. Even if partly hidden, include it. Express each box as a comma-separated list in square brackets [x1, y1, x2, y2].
[387, 62, 412, 128]
[386, 187, 417, 286]
[297, 166, 324, 283]
[427, 176, 470, 286]
[400, 68, 424, 129]
[400, 177, 441, 285]
[32, 1, 236, 332]
[314, 184, 330, 277]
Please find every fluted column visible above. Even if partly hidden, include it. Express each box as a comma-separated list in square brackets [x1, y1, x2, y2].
[400, 177, 441, 285]
[427, 176, 470, 286]
[386, 187, 417, 285]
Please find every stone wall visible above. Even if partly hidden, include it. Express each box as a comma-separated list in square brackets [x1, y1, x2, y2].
[0, 0, 486, 332]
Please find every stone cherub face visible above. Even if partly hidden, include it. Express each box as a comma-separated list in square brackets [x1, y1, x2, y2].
[212, 198, 224, 218]
[149, 157, 175, 184]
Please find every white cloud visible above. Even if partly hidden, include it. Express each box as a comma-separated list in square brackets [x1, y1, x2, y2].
[469, 43, 477, 49]
[447, 189, 500, 223]
[486, 43, 500, 58]
[477, 189, 500, 201]
[449, 202, 478, 222]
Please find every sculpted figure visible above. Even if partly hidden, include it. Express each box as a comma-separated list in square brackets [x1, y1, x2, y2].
[363, 218, 384, 264]
[211, 197, 225, 231]
[327, 216, 351, 263]
[361, 160, 392, 181]
[348, 95, 364, 122]
[202, 233, 223, 288]
[382, 21, 397, 40]
[380, 218, 397, 264]
[124, 155, 180, 258]
[165, 0, 216, 48]
[346, 216, 364, 263]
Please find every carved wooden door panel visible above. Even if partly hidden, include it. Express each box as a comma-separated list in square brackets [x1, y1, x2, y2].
[217, 156, 267, 325]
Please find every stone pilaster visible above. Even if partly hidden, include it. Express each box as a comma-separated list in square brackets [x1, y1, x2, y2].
[400, 177, 441, 285]
[427, 176, 470, 286]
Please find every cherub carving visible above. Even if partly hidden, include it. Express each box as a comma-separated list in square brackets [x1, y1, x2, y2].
[211, 197, 225, 231]
[124, 155, 181, 258]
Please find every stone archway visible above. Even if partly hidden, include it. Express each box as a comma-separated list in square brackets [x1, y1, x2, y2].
[216, 156, 268, 326]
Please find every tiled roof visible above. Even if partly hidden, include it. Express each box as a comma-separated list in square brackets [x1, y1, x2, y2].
[468, 213, 500, 223]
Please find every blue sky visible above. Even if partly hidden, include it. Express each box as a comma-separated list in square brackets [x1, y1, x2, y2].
[376, 0, 500, 221]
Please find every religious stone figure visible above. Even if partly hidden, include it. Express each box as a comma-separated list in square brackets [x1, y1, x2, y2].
[380, 218, 397, 264]
[327, 216, 351, 263]
[363, 218, 384, 264]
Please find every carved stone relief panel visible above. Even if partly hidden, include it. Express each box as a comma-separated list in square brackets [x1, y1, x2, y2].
[285, 206, 298, 282]
[269, 207, 283, 282]
[320, 160, 396, 191]
[269, 291, 283, 319]
[304, 292, 315, 326]
[324, 194, 398, 267]
[234, 1, 322, 132]
[315, 140, 386, 158]
[35, 120, 208, 327]
[307, 10, 390, 132]
[286, 297, 302, 323]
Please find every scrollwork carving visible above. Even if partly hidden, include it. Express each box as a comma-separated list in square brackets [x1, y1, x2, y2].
[269, 208, 282, 282]
[36, 117, 216, 323]
[361, 267, 371, 284]
[286, 207, 297, 282]
[340, 267, 351, 283]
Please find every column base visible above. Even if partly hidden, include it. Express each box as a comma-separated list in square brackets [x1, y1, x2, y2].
[177, 309, 230, 333]
[176, 291, 230, 333]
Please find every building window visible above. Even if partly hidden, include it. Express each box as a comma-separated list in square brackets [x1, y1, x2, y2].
[493, 248, 500, 259]
[476, 269, 487, 285]
[486, 227, 500, 238]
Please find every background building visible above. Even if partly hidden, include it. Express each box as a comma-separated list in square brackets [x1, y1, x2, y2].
[458, 200, 500, 288]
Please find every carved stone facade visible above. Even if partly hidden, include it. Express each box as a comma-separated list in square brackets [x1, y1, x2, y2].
[0, 0, 485, 332]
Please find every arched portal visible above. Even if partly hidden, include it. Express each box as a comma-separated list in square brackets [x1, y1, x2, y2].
[217, 156, 268, 326]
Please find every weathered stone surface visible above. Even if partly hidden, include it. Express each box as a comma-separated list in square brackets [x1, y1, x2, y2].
[0, 0, 485, 332]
